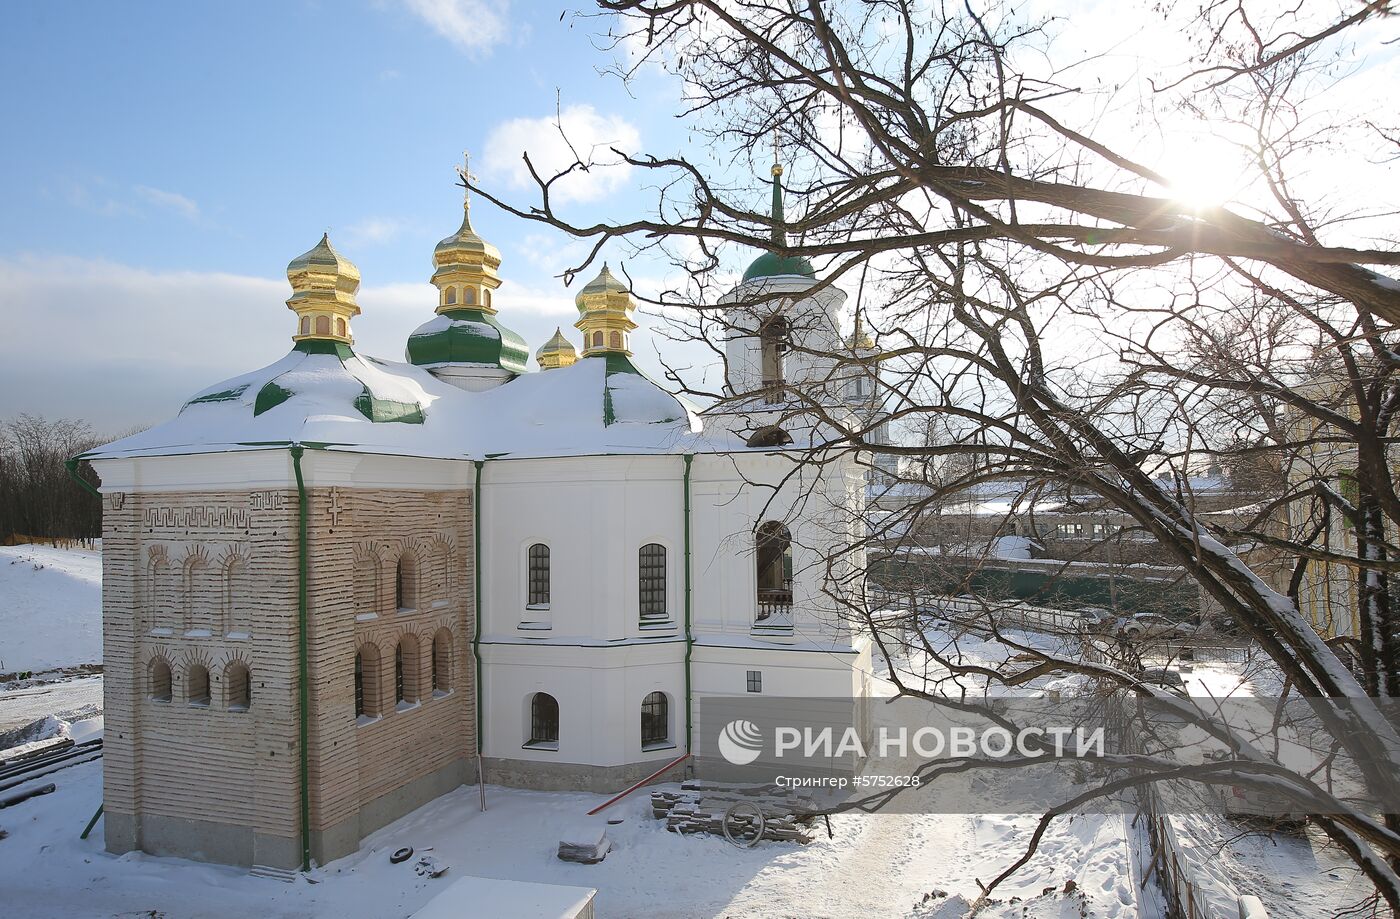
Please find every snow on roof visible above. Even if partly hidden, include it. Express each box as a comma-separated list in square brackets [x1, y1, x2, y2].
[87, 348, 749, 463]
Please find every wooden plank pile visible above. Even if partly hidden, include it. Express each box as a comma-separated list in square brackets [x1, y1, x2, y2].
[650, 781, 821, 843]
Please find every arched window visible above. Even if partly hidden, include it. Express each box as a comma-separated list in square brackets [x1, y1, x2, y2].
[527, 544, 550, 608]
[355, 643, 382, 719]
[222, 554, 249, 636]
[592, 330, 603, 348]
[484, 289, 492, 309]
[315, 315, 331, 336]
[226, 662, 250, 712]
[353, 547, 381, 616]
[464, 287, 477, 305]
[396, 551, 418, 611]
[182, 552, 211, 633]
[759, 317, 789, 401]
[354, 652, 364, 716]
[609, 330, 622, 350]
[639, 544, 667, 619]
[187, 663, 210, 707]
[641, 691, 669, 748]
[445, 287, 457, 305]
[336, 317, 347, 337]
[395, 635, 420, 705]
[529, 692, 559, 747]
[432, 629, 451, 693]
[300, 316, 311, 336]
[755, 522, 793, 621]
[149, 657, 172, 702]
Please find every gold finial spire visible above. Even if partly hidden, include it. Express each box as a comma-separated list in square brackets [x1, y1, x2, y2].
[454, 150, 476, 213]
[771, 129, 782, 177]
[286, 233, 361, 344]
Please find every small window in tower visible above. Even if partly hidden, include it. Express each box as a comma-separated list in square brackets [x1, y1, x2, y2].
[299, 316, 311, 336]
[187, 664, 210, 707]
[527, 544, 550, 608]
[446, 287, 457, 305]
[609, 331, 622, 350]
[336, 317, 347, 337]
[484, 289, 492, 308]
[149, 657, 172, 703]
[464, 288, 477, 305]
[592, 331, 603, 348]
[226, 662, 251, 711]
[315, 315, 331, 336]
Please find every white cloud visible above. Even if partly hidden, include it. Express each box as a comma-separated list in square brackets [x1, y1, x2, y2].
[481, 104, 641, 205]
[132, 185, 199, 220]
[398, 0, 511, 54]
[343, 217, 410, 247]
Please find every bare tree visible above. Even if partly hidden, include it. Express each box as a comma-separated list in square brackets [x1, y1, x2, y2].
[474, 0, 1400, 909]
[0, 415, 105, 543]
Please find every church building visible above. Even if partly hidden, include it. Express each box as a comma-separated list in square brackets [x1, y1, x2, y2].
[82, 161, 876, 872]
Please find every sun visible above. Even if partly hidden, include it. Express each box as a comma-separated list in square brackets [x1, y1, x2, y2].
[1156, 133, 1249, 210]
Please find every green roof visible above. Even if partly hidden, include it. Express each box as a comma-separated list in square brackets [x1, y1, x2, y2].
[743, 251, 816, 281]
[742, 162, 816, 281]
[405, 308, 530, 374]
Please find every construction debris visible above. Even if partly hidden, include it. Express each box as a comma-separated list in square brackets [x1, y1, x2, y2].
[556, 820, 611, 864]
[650, 781, 822, 844]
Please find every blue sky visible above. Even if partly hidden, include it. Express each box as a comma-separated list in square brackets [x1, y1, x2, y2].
[0, 1, 718, 430]
[2, 1, 1395, 432]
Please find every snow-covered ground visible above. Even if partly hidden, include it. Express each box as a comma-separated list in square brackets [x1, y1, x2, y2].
[0, 749, 1151, 919]
[0, 545, 1359, 917]
[0, 543, 102, 675]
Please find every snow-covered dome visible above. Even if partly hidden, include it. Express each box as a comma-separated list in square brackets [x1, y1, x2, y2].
[405, 310, 530, 373]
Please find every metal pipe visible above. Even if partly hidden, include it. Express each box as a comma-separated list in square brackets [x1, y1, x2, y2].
[290, 445, 311, 871]
[683, 454, 695, 756]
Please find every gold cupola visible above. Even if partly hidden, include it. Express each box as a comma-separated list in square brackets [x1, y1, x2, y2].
[536, 327, 578, 370]
[574, 263, 637, 357]
[847, 309, 876, 352]
[287, 233, 361, 344]
[431, 177, 503, 315]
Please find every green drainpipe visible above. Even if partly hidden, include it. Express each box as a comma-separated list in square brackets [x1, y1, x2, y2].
[290, 445, 311, 872]
[473, 460, 485, 759]
[683, 454, 694, 754]
[65, 457, 102, 500]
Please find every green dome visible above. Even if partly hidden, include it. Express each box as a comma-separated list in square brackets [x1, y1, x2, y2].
[406, 308, 530, 374]
[742, 251, 816, 281]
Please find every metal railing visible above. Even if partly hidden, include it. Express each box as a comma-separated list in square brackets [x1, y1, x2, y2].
[755, 587, 794, 629]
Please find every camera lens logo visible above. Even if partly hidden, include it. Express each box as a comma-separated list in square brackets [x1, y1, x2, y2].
[718, 719, 764, 766]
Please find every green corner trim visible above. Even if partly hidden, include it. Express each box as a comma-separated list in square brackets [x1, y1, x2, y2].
[253, 381, 294, 416]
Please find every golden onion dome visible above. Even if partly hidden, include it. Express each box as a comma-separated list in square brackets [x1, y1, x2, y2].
[287, 233, 360, 295]
[846, 312, 876, 352]
[433, 201, 501, 268]
[536, 327, 579, 370]
[574, 263, 629, 311]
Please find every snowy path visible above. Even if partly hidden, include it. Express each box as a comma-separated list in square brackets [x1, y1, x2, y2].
[0, 674, 103, 733]
[0, 752, 1150, 919]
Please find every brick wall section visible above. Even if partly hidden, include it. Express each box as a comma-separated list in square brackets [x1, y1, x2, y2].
[103, 479, 476, 863]
[304, 486, 476, 835]
[102, 488, 300, 843]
